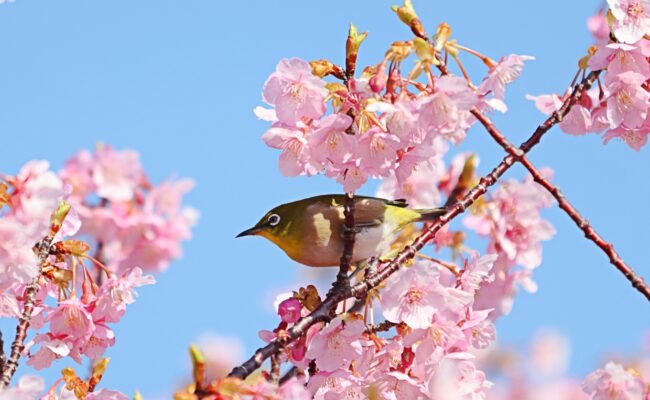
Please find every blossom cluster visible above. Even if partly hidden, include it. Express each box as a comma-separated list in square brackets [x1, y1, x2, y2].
[0, 145, 196, 398]
[528, 0, 650, 151]
[257, 26, 534, 193]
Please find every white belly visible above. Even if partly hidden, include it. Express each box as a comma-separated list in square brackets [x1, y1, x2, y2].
[352, 221, 401, 262]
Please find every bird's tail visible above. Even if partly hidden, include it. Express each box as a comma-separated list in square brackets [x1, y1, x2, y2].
[415, 207, 448, 221]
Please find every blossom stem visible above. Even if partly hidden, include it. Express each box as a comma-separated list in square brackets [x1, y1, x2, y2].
[450, 52, 477, 89]
[452, 43, 496, 67]
[0, 233, 57, 389]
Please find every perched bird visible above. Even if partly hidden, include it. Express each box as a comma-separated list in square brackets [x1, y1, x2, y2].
[236, 194, 447, 267]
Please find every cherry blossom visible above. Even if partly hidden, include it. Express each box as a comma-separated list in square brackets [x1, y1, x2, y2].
[306, 317, 365, 371]
[582, 362, 647, 399]
[263, 58, 329, 125]
[607, 0, 650, 43]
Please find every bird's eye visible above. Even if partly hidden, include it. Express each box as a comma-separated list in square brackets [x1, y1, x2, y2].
[268, 214, 280, 226]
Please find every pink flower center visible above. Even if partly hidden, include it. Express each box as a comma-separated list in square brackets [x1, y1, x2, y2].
[622, 130, 643, 147]
[506, 223, 528, 243]
[405, 287, 423, 304]
[327, 132, 340, 150]
[327, 333, 345, 352]
[372, 137, 386, 153]
[617, 89, 632, 106]
[627, 2, 644, 18]
[288, 82, 305, 99]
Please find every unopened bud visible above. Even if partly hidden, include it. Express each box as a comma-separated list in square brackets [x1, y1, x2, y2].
[50, 200, 71, 236]
[391, 0, 418, 25]
[346, 23, 368, 77]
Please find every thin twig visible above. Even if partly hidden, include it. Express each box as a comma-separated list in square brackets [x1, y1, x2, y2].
[278, 366, 304, 386]
[270, 354, 281, 383]
[365, 321, 397, 335]
[0, 330, 5, 374]
[471, 102, 650, 301]
[0, 234, 56, 389]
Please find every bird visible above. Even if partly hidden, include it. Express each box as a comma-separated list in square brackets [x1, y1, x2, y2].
[236, 194, 447, 267]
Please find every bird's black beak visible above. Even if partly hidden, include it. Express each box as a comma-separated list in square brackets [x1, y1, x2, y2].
[236, 226, 262, 238]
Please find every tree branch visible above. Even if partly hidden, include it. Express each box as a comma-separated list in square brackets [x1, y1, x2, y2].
[0, 234, 57, 389]
[332, 193, 356, 293]
[470, 93, 650, 301]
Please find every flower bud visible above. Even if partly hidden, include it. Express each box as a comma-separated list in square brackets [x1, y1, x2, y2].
[278, 297, 302, 323]
[346, 23, 368, 77]
[391, 0, 417, 25]
[50, 200, 71, 236]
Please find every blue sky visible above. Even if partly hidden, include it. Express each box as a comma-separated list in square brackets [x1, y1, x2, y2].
[0, 0, 648, 397]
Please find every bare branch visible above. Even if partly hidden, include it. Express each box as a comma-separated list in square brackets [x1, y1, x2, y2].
[472, 101, 650, 301]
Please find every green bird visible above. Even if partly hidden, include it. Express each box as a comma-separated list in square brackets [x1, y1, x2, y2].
[236, 194, 447, 267]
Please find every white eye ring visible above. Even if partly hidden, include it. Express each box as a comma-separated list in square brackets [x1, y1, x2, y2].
[268, 214, 280, 226]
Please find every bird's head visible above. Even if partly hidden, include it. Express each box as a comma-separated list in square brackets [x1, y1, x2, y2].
[236, 202, 300, 249]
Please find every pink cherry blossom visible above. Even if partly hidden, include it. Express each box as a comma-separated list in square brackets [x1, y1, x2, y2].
[0, 375, 44, 400]
[0, 218, 39, 290]
[377, 156, 444, 209]
[308, 113, 355, 168]
[603, 126, 650, 150]
[308, 369, 367, 400]
[459, 254, 497, 293]
[606, 71, 650, 129]
[582, 362, 647, 399]
[382, 98, 429, 145]
[26, 334, 72, 370]
[589, 43, 650, 79]
[83, 323, 116, 359]
[418, 75, 478, 144]
[92, 267, 155, 324]
[48, 298, 94, 341]
[526, 93, 593, 135]
[92, 145, 144, 202]
[332, 162, 369, 193]
[588, 11, 611, 42]
[461, 309, 496, 349]
[356, 127, 402, 176]
[381, 262, 471, 329]
[607, 0, 650, 43]
[262, 125, 319, 177]
[375, 371, 427, 399]
[263, 58, 328, 124]
[427, 359, 493, 400]
[473, 252, 538, 318]
[278, 377, 311, 400]
[479, 54, 535, 100]
[464, 174, 555, 269]
[306, 317, 364, 371]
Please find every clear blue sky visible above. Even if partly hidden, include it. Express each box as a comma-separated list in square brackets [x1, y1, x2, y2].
[0, 0, 648, 397]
